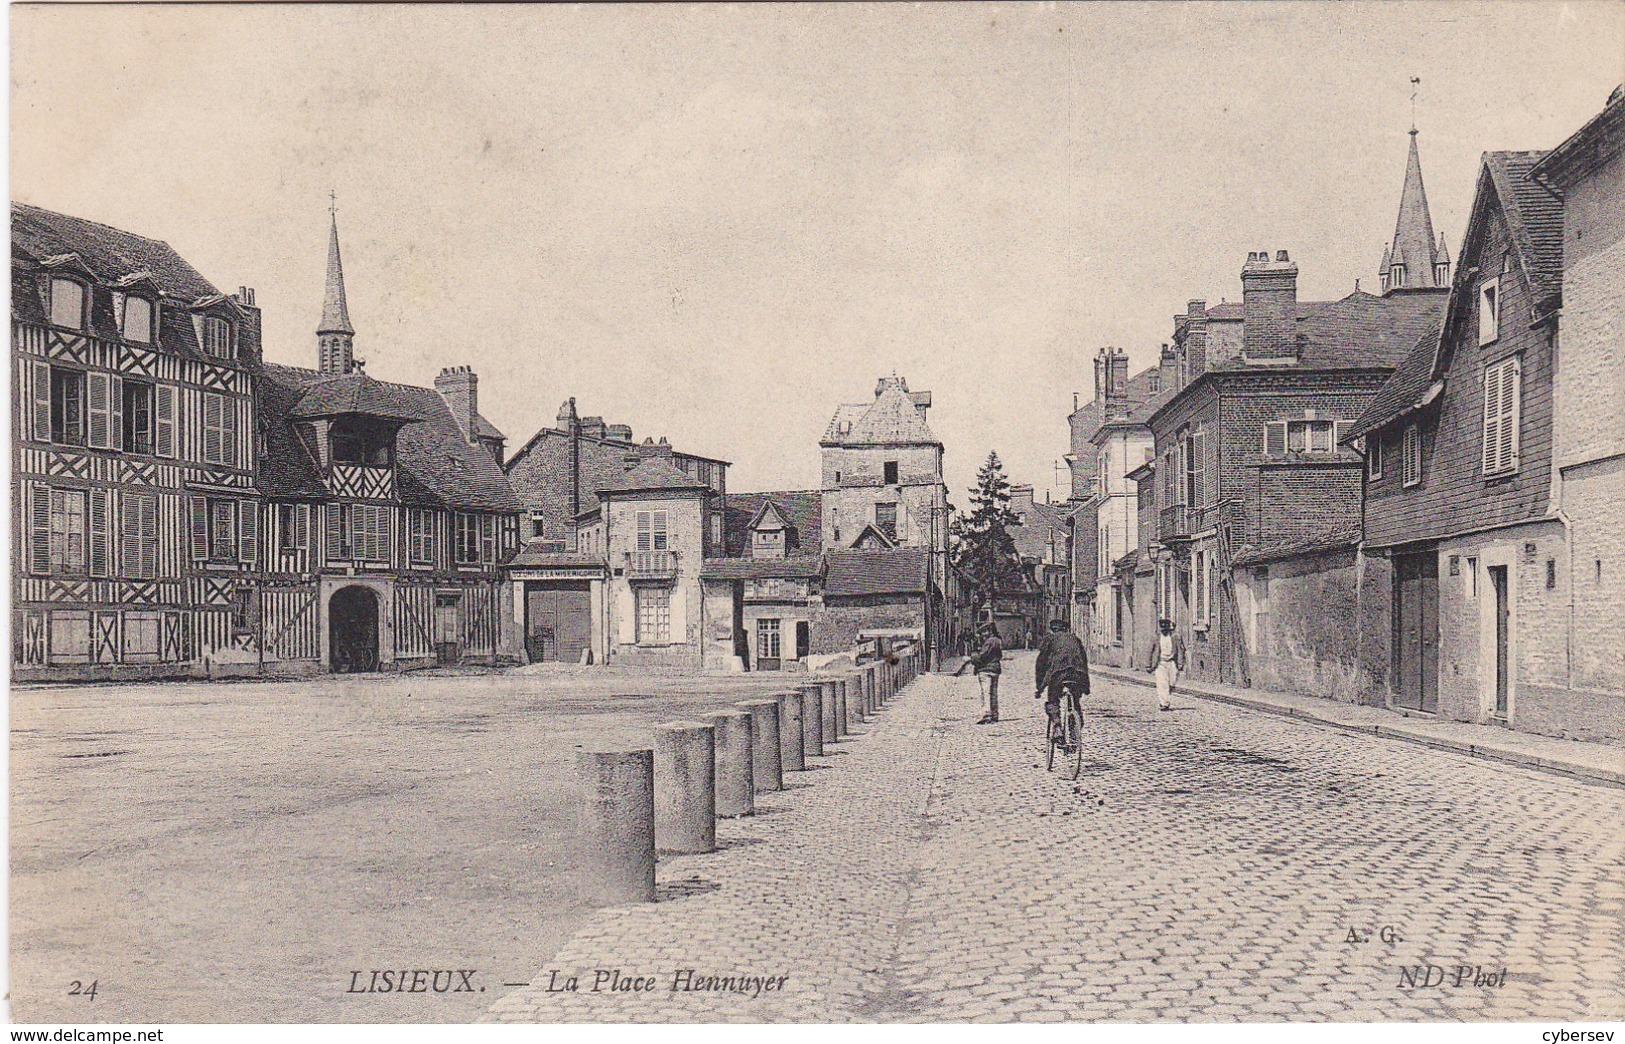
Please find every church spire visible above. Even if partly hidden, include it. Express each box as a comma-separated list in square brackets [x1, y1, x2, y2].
[1379, 125, 1450, 293]
[317, 197, 356, 374]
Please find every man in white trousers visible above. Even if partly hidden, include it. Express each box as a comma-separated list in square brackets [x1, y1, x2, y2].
[1149, 617, 1186, 712]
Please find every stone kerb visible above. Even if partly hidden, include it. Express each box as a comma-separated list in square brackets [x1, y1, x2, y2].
[574, 748, 656, 904]
[703, 709, 755, 818]
[736, 697, 783, 793]
[653, 721, 716, 855]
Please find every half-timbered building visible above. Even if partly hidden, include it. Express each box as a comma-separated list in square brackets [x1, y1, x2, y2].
[12, 203, 263, 678]
[252, 215, 522, 673]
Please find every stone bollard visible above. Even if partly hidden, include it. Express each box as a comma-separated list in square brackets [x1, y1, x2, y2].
[864, 665, 876, 715]
[799, 682, 824, 758]
[821, 679, 841, 741]
[737, 698, 782, 793]
[827, 679, 846, 740]
[575, 748, 655, 904]
[776, 690, 806, 772]
[704, 709, 755, 818]
[843, 674, 863, 728]
[654, 721, 716, 854]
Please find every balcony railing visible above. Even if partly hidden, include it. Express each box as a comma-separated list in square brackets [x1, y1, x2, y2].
[328, 464, 394, 500]
[625, 551, 679, 579]
[1159, 504, 1191, 543]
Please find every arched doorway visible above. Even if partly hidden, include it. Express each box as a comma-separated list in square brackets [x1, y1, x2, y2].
[330, 585, 380, 673]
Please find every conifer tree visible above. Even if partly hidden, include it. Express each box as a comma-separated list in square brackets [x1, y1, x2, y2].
[951, 451, 1026, 615]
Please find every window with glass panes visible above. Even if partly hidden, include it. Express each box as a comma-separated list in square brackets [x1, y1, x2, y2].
[636, 510, 669, 552]
[636, 586, 671, 644]
[756, 617, 781, 659]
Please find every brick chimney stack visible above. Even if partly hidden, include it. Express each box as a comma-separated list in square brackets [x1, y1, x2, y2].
[1241, 250, 1300, 363]
[435, 366, 478, 444]
[1009, 482, 1036, 513]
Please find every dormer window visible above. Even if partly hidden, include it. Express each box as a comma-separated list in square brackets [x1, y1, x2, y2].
[49, 277, 87, 330]
[329, 417, 394, 467]
[752, 528, 786, 560]
[121, 295, 155, 344]
[202, 315, 234, 358]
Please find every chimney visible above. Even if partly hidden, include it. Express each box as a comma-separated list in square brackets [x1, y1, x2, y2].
[236, 286, 256, 307]
[434, 366, 478, 444]
[1159, 341, 1179, 390]
[1009, 483, 1036, 513]
[1184, 299, 1210, 377]
[1241, 250, 1299, 362]
[605, 423, 633, 443]
[579, 416, 607, 440]
[556, 398, 579, 431]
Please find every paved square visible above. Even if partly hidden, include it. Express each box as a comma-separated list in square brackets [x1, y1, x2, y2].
[488, 653, 1625, 1022]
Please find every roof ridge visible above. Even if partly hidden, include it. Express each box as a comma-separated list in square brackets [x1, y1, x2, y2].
[12, 201, 175, 251]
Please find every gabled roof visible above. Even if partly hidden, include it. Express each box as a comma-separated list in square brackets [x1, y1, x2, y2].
[11, 202, 221, 300]
[848, 523, 898, 551]
[824, 547, 930, 597]
[722, 491, 822, 556]
[823, 377, 939, 446]
[258, 362, 521, 512]
[750, 499, 791, 531]
[1009, 498, 1069, 561]
[1344, 322, 1444, 441]
[595, 457, 710, 495]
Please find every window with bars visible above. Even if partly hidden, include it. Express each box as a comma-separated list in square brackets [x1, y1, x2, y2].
[636, 585, 671, 644]
[202, 392, 238, 466]
[636, 510, 669, 552]
[1402, 424, 1422, 487]
[1482, 357, 1521, 476]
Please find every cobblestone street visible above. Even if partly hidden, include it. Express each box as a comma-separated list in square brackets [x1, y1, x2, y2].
[488, 653, 1625, 1022]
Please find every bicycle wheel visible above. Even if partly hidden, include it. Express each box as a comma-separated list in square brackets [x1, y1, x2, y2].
[1068, 703, 1085, 780]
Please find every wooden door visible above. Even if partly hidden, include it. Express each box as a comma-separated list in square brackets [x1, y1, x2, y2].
[526, 582, 591, 664]
[1393, 553, 1439, 712]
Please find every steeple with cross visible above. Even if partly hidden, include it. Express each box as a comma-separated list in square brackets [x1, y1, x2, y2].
[317, 194, 356, 374]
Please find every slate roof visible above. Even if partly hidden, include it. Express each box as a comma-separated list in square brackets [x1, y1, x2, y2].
[1009, 499, 1069, 561]
[700, 557, 823, 581]
[1287, 289, 1448, 371]
[823, 378, 939, 446]
[721, 491, 823, 557]
[12, 202, 221, 300]
[1485, 150, 1563, 303]
[257, 363, 521, 512]
[1344, 322, 1444, 441]
[289, 372, 425, 421]
[595, 457, 710, 495]
[823, 548, 931, 597]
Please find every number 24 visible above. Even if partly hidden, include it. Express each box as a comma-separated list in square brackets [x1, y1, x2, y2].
[69, 980, 98, 1000]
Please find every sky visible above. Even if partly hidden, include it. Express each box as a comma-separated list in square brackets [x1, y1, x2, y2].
[11, 2, 1624, 502]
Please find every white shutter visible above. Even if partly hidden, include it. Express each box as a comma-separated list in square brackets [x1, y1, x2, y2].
[203, 393, 223, 465]
[1482, 366, 1501, 474]
[1500, 360, 1521, 472]
[155, 385, 177, 457]
[29, 484, 52, 575]
[32, 361, 52, 442]
[86, 372, 112, 449]
[239, 500, 258, 567]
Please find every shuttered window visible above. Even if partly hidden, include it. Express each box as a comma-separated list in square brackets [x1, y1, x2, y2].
[1367, 434, 1384, 480]
[636, 510, 669, 551]
[122, 492, 159, 580]
[50, 368, 85, 446]
[328, 504, 352, 562]
[278, 503, 309, 556]
[1402, 425, 1422, 488]
[86, 372, 117, 449]
[209, 499, 238, 563]
[408, 508, 436, 564]
[48, 488, 89, 575]
[455, 512, 480, 564]
[32, 362, 52, 442]
[239, 501, 258, 566]
[202, 392, 236, 466]
[154, 385, 177, 457]
[352, 505, 389, 563]
[1482, 357, 1521, 476]
[88, 488, 110, 577]
[191, 496, 210, 561]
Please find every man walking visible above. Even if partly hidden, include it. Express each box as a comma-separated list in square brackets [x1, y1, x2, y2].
[970, 623, 1003, 724]
[1148, 618, 1186, 712]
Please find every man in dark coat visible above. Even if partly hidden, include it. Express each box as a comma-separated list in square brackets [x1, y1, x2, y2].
[1034, 618, 1090, 725]
[971, 623, 1003, 724]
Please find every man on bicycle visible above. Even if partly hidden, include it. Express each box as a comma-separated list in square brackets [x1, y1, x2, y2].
[1033, 618, 1090, 727]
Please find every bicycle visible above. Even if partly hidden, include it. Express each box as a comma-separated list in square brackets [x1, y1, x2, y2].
[1043, 673, 1085, 780]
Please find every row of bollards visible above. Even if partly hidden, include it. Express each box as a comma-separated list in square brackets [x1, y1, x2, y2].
[575, 646, 924, 903]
